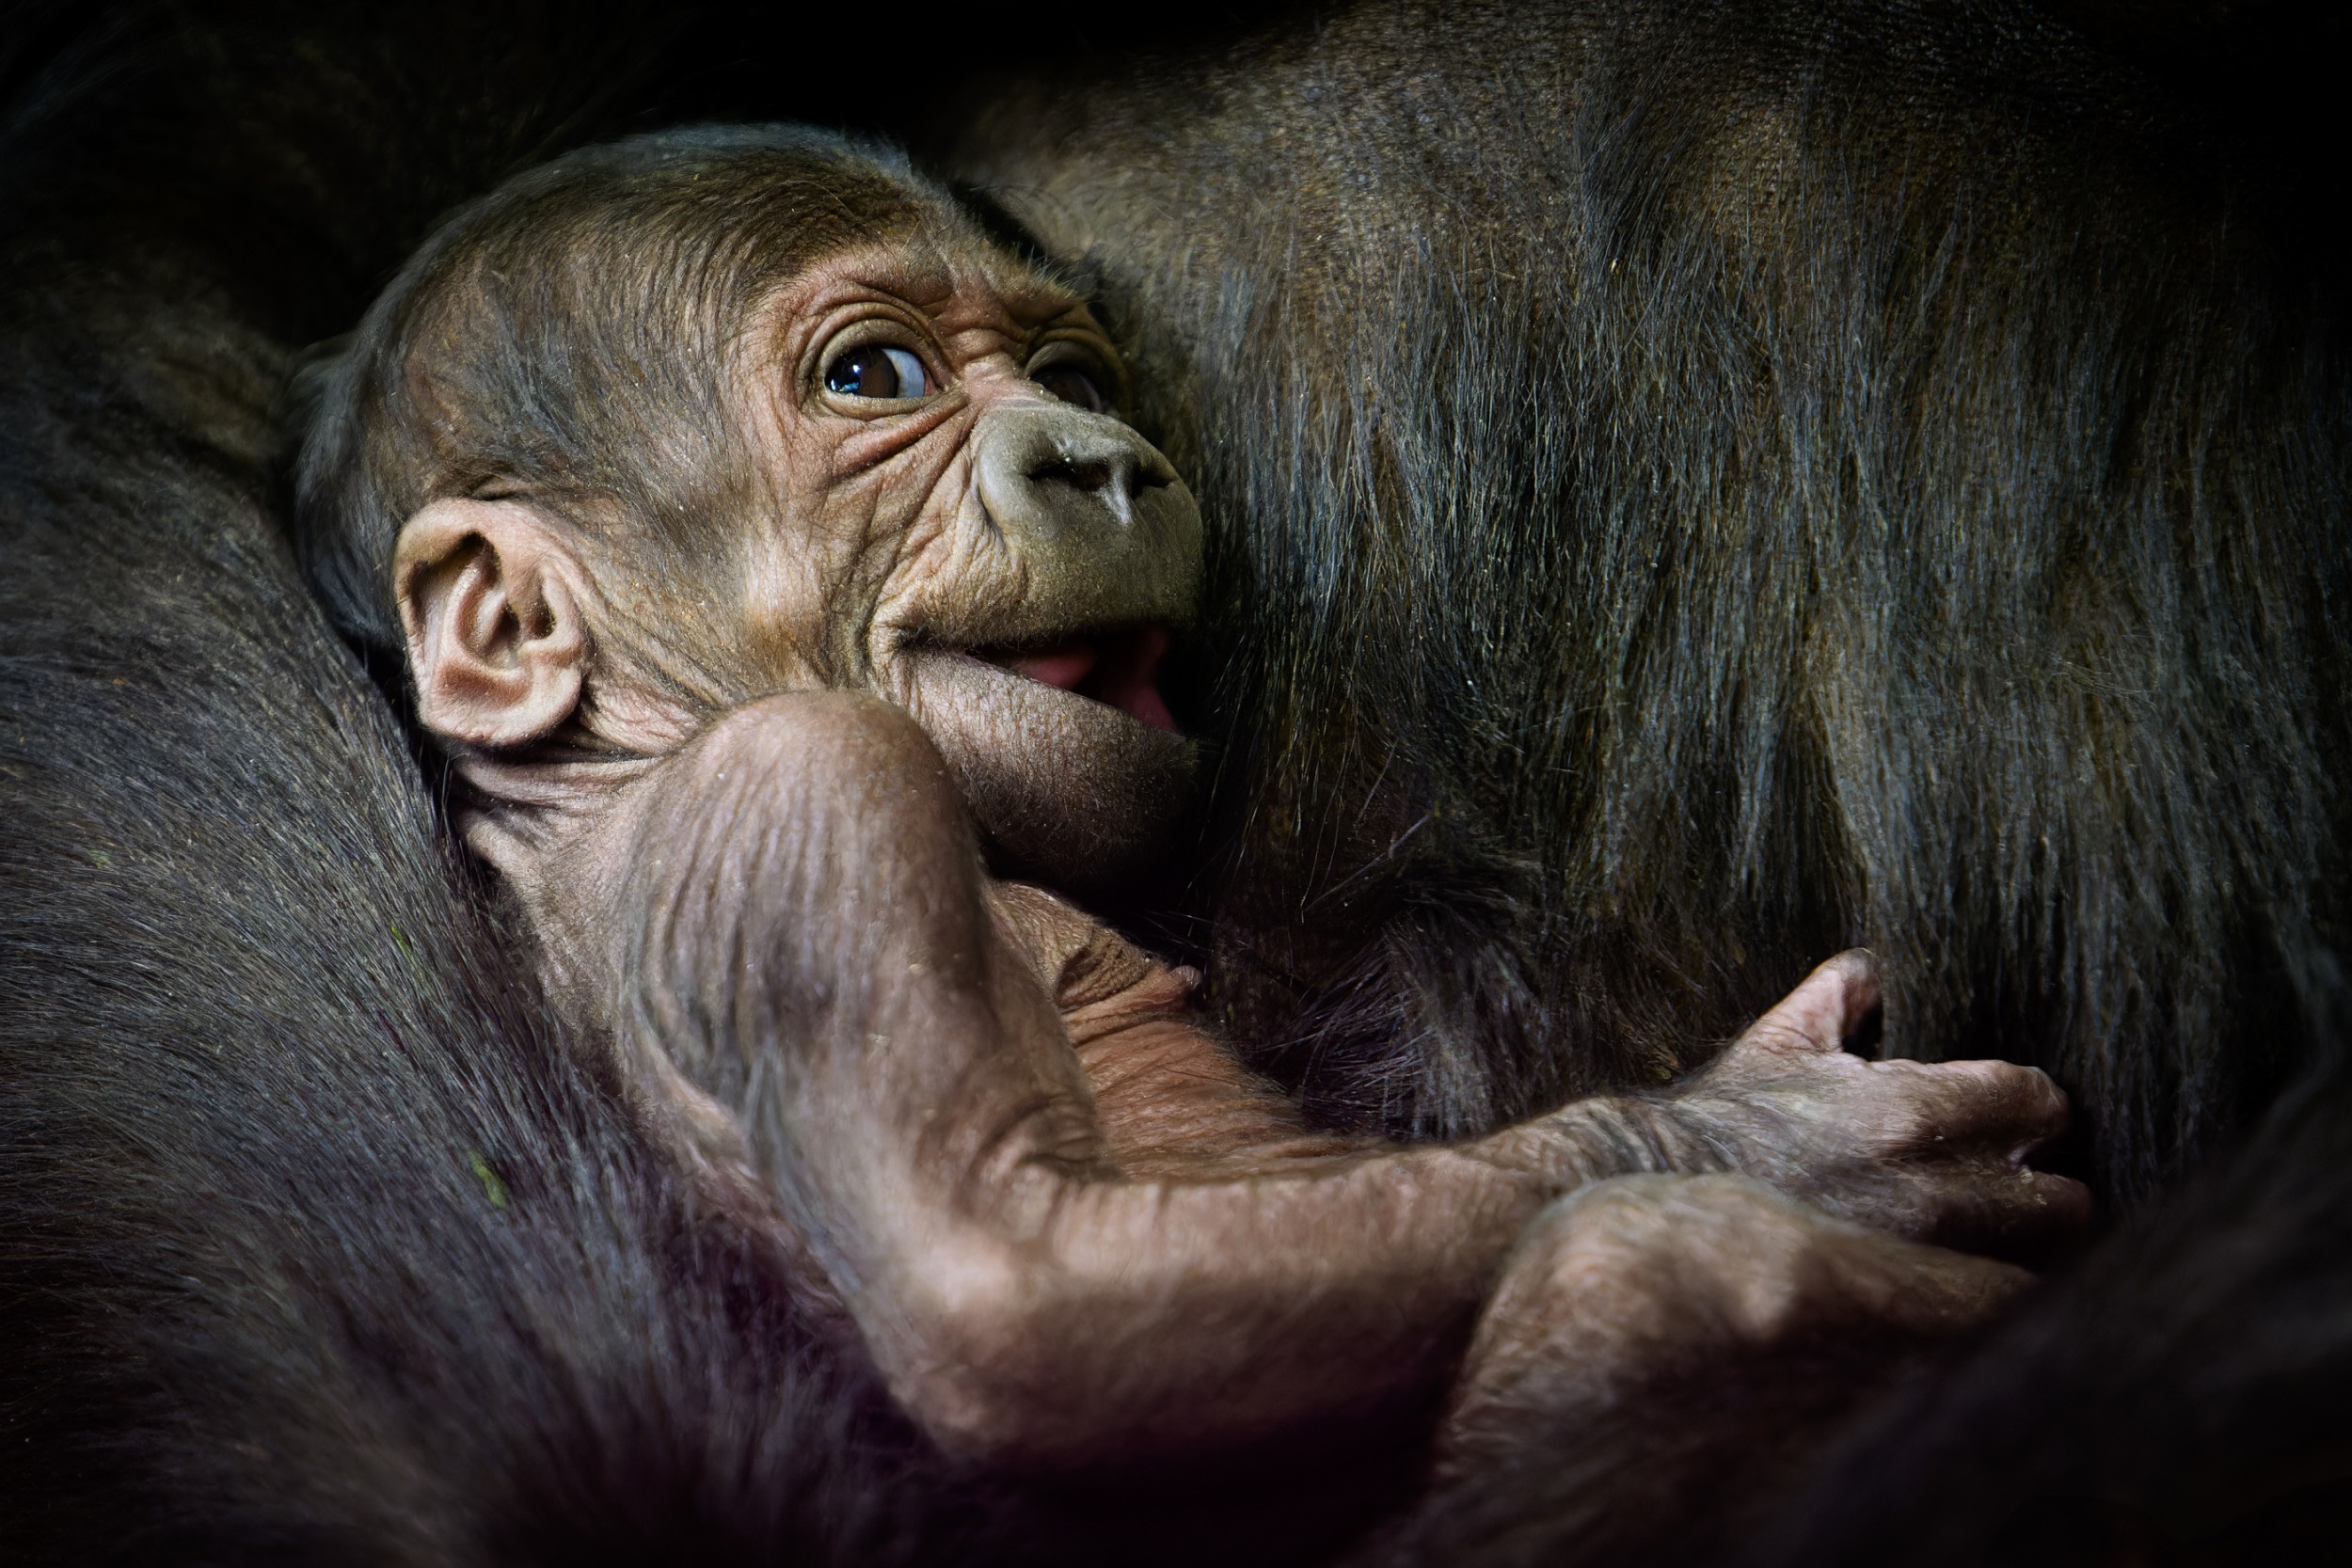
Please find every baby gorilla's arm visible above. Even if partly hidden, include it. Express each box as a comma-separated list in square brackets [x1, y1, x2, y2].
[602, 694, 2069, 1471]
[987, 879, 1391, 1179]
[610, 696, 1597, 1465]
[993, 883, 2087, 1255]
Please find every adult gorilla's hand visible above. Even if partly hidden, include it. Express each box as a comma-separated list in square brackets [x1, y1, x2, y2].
[1652, 952, 2092, 1257]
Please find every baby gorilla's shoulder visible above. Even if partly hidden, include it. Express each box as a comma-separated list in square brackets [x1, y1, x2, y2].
[634, 691, 972, 856]
[684, 690, 948, 782]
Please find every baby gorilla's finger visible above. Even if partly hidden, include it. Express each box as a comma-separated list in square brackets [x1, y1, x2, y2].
[1915, 1164, 2095, 1259]
[1791, 1161, 2090, 1259]
[1859, 1227, 2040, 1336]
[1731, 949, 1882, 1056]
[985, 880, 1152, 1006]
[1903, 1056, 2073, 1154]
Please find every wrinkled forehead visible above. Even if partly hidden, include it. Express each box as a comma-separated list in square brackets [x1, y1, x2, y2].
[748, 213, 1086, 329]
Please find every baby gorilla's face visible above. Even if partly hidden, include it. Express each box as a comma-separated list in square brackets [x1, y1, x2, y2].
[731, 241, 1203, 886]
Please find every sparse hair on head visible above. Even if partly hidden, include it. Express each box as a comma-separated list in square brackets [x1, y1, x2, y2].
[288, 123, 968, 660]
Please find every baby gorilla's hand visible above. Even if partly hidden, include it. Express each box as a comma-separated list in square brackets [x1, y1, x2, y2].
[983, 882, 1370, 1180]
[984, 882, 1163, 1011]
[1654, 952, 2090, 1256]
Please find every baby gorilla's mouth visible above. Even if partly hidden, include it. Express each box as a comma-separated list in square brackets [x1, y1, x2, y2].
[968, 626, 1178, 732]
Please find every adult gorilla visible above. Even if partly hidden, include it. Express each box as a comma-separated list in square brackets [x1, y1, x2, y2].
[943, 3, 2348, 1203]
[935, 6, 2352, 1559]
[1, 2, 2346, 1564]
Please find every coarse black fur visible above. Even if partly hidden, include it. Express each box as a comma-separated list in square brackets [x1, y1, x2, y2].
[941, 0, 2352, 1208]
[6, 0, 2352, 1563]
[936, 6, 2352, 1558]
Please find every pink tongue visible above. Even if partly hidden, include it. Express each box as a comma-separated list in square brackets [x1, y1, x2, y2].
[1097, 626, 1178, 732]
[1117, 683, 1178, 732]
[1008, 641, 1099, 689]
[996, 629, 1179, 732]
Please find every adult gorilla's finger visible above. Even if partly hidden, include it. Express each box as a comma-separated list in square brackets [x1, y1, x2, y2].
[1730, 950, 1883, 1056]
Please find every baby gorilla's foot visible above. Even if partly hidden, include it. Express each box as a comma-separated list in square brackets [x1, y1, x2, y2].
[1446, 1173, 2026, 1441]
[1387, 1176, 2027, 1568]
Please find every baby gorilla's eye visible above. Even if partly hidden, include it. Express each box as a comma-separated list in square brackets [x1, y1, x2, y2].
[1029, 360, 1108, 414]
[824, 344, 931, 402]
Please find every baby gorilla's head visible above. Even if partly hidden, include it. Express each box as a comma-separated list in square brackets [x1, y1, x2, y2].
[292, 125, 1201, 885]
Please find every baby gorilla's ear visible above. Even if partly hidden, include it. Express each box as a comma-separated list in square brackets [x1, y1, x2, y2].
[394, 499, 588, 750]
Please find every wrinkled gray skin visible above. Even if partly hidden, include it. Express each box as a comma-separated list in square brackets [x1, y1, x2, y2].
[387, 232, 1204, 896]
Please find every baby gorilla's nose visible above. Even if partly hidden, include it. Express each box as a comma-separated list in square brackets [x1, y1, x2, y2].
[1021, 438, 1170, 529]
[977, 403, 1186, 544]
[960, 403, 1201, 640]
[1030, 449, 1136, 515]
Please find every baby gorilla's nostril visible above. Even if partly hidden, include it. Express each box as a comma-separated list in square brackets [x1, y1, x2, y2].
[1028, 453, 1127, 499]
[1030, 451, 1148, 505]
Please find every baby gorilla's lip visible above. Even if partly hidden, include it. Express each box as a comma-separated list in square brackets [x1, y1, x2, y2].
[965, 626, 1178, 732]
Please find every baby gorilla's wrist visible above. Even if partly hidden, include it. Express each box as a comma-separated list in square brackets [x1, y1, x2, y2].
[1467, 1094, 1731, 1194]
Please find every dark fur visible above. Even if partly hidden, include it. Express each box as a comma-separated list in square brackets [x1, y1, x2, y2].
[4, 0, 2351, 1562]
[940, 6, 2352, 1559]
[942, 0, 2352, 1207]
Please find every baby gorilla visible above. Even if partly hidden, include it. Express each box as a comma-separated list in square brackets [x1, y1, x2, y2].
[291, 128, 2086, 1489]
